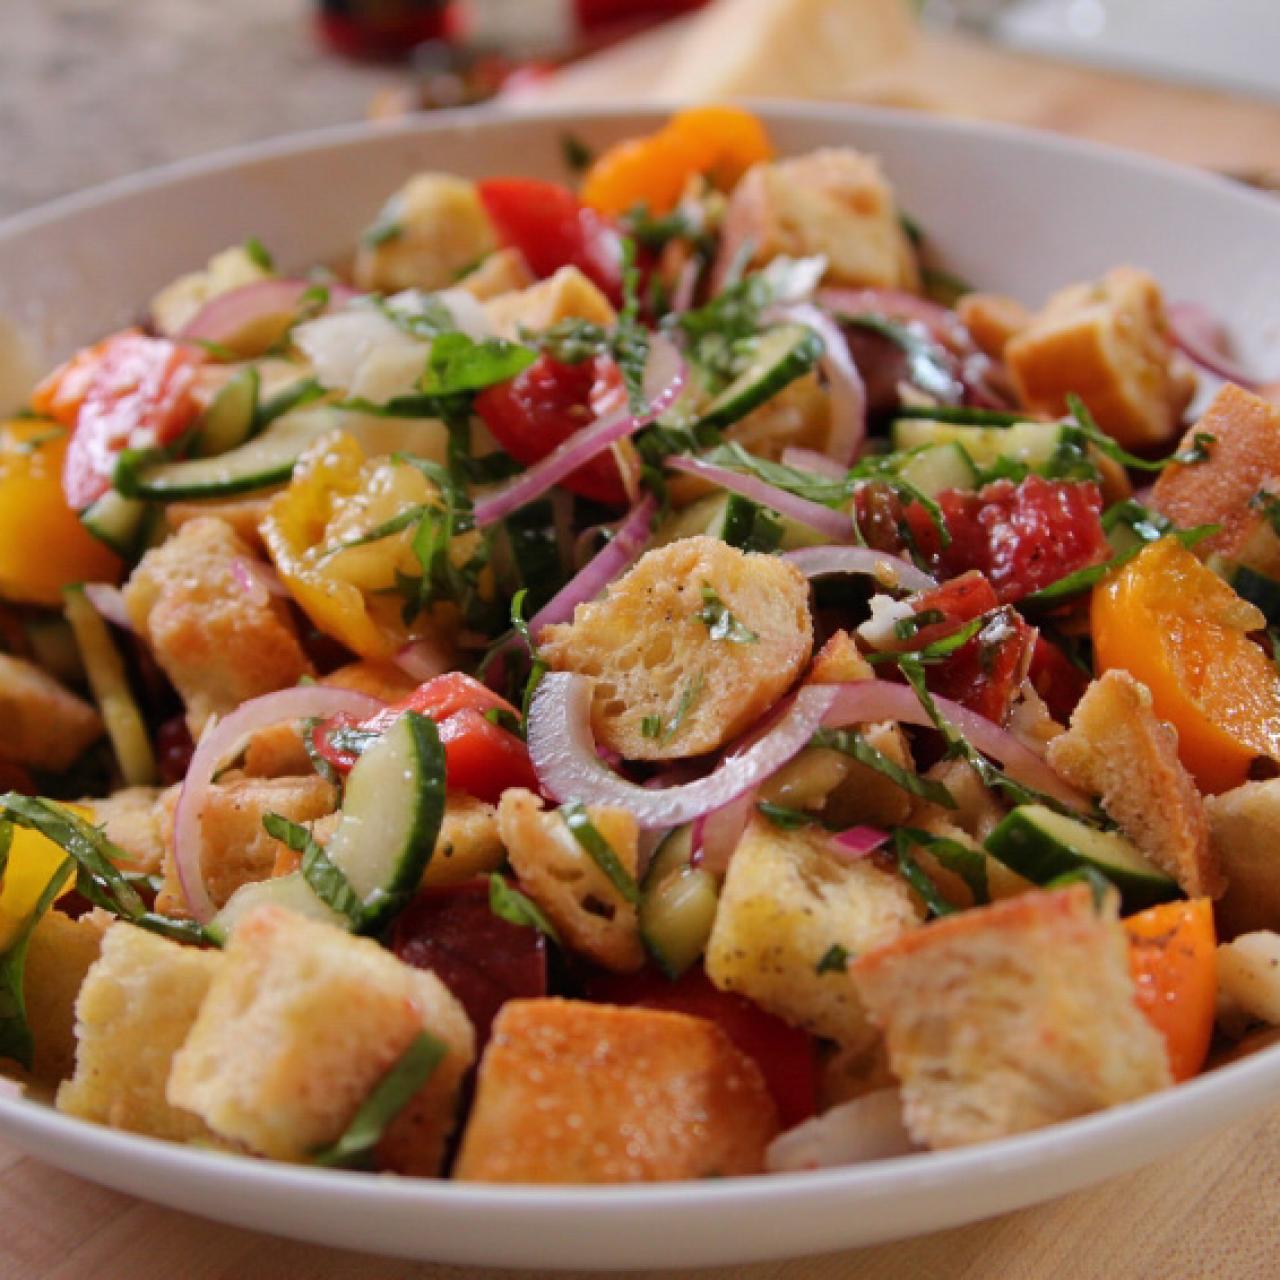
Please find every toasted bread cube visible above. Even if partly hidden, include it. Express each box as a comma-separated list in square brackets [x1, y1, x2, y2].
[353, 174, 497, 294]
[497, 789, 643, 973]
[726, 369, 832, 461]
[21, 908, 111, 1084]
[83, 786, 167, 874]
[57, 924, 220, 1142]
[166, 492, 275, 551]
[705, 818, 921, 1045]
[1216, 931, 1280, 1028]
[1046, 670, 1222, 898]
[1205, 780, 1280, 936]
[852, 885, 1173, 1148]
[956, 292, 1031, 360]
[0, 653, 101, 771]
[455, 247, 535, 301]
[1152, 385, 1280, 574]
[168, 906, 473, 1172]
[483, 265, 617, 341]
[714, 149, 919, 292]
[454, 998, 778, 1182]
[540, 537, 812, 761]
[150, 244, 272, 337]
[425, 793, 505, 888]
[155, 774, 337, 917]
[1005, 267, 1193, 449]
[124, 518, 312, 736]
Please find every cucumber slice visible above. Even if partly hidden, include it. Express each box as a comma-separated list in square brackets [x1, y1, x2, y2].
[656, 492, 822, 552]
[693, 323, 823, 434]
[80, 490, 151, 558]
[192, 366, 259, 458]
[891, 419, 1067, 470]
[639, 825, 720, 979]
[63, 584, 157, 787]
[895, 442, 980, 498]
[208, 710, 446, 940]
[984, 804, 1178, 909]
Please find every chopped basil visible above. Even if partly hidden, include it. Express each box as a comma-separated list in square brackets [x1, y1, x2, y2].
[488, 874, 561, 944]
[1063, 395, 1189, 474]
[361, 217, 404, 250]
[311, 1030, 448, 1169]
[262, 812, 364, 927]
[815, 943, 850, 975]
[899, 825, 989, 905]
[560, 131, 595, 174]
[621, 202, 705, 252]
[921, 266, 972, 308]
[255, 377, 325, 431]
[1251, 488, 1280, 536]
[1173, 432, 1216, 466]
[641, 715, 663, 740]
[898, 209, 924, 249]
[243, 236, 274, 272]
[697, 582, 759, 644]
[811, 727, 957, 809]
[377, 292, 457, 341]
[510, 587, 548, 723]
[302, 718, 341, 786]
[613, 238, 651, 412]
[532, 318, 611, 365]
[483, 706, 523, 736]
[1045, 862, 1114, 911]
[757, 801, 825, 830]
[838, 314, 961, 403]
[891, 829, 958, 917]
[651, 673, 705, 747]
[893, 609, 947, 641]
[560, 800, 639, 903]
[324, 504, 434, 556]
[418, 332, 536, 397]
[699, 442, 851, 506]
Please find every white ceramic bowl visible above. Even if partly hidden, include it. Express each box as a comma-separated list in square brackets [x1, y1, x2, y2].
[1, 103, 1278, 1271]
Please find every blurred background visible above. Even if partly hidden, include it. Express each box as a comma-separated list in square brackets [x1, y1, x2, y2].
[4, 0, 1279, 219]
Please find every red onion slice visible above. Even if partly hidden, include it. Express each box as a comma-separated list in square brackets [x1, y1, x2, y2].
[177, 279, 360, 347]
[666, 456, 852, 542]
[767, 303, 867, 465]
[173, 685, 383, 921]
[392, 639, 454, 684]
[230, 557, 288, 605]
[783, 545, 936, 594]
[528, 672, 837, 829]
[671, 257, 701, 315]
[693, 790, 756, 874]
[829, 825, 889, 861]
[780, 447, 847, 479]
[82, 583, 133, 632]
[817, 287, 966, 352]
[1168, 302, 1267, 390]
[473, 336, 685, 528]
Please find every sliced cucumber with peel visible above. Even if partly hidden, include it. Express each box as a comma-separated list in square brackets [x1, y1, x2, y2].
[891, 419, 1068, 470]
[656, 491, 824, 552]
[639, 825, 720, 979]
[1216, 561, 1280, 626]
[191, 365, 259, 458]
[895, 442, 980, 498]
[984, 804, 1178, 910]
[207, 710, 446, 942]
[693, 323, 824, 435]
[81, 489, 152, 558]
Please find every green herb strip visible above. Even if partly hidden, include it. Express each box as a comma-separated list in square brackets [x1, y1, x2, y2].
[262, 813, 364, 926]
[757, 801, 825, 830]
[311, 1030, 448, 1168]
[243, 236, 274, 271]
[697, 582, 759, 644]
[561, 131, 595, 174]
[646, 673, 705, 746]
[839, 314, 960, 403]
[418, 332, 536, 397]
[488, 874, 561, 944]
[893, 405, 1026, 427]
[815, 943, 850, 975]
[811, 727, 957, 809]
[1045, 863, 1114, 912]
[891, 829, 958, 918]
[560, 801, 639, 904]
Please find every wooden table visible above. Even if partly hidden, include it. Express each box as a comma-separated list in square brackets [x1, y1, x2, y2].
[5, 4, 1280, 1276]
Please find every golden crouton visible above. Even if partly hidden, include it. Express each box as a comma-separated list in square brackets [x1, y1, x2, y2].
[714, 149, 919, 292]
[149, 244, 273, 338]
[0, 652, 101, 771]
[1046, 670, 1222, 898]
[852, 885, 1172, 1149]
[124, 517, 313, 736]
[425, 793, 505, 888]
[1152, 384, 1280, 575]
[1217, 931, 1280, 1031]
[57, 924, 220, 1142]
[705, 817, 922, 1045]
[1205, 780, 1280, 936]
[483, 265, 617, 341]
[84, 786, 167, 874]
[168, 906, 473, 1173]
[497, 789, 643, 973]
[1005, 267, 1194, 449]
[726, 369, 833, 461]
[453, 998, 779, 1183]
[165, 492, 275, 551]
[353, 174, 497, 294]
[956, 292, 1031, 360]
[540, 537, 812, 761]
[455, 247, 535, 301]
[155, 774, 338, 917]
[21, 908, 111, 1084]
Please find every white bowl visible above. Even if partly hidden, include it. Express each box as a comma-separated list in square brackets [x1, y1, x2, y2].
[1, 103, 1278, 1270]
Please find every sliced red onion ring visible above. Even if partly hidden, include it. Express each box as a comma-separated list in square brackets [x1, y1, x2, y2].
[82, 583, 133, 632]
[780, 447, 847, 479]
[473, 336, 685, 528]
[671, 257, 701, 315]
[177, 279, 360, 347]
[1168, 302, 1268, 390]
[829, 825, 889, 861]
[783, 545, 936, 594]
[393, 639, 454, 684]
[666, 455, 852, 542]
[528, 672, 837, 829]
[766, 303, 867, 465]
[173, 685, 383, 922]
[230, 557, 288, 605]
[529, 495, 657, 636]
[693, 790, 756, 873]
[817, 287, 965, 352]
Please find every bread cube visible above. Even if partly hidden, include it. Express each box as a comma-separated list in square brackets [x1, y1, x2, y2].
[455, 247, 534, 301]
[1005, 266, 1194, 449]
[124, 517, 312, 736]
[168, 906, 473, 1173]
[726, 369, 832, 461]
[150, 244, 272, 337]
[1046, 670, 1222, 898]
[540, 537, 812, 761]
[453, 998, 778, 1182]
[852, 885, 1173, 1148]
[57, 924, 220, 1142]
[483, 265, 617, 340]
[705, 817, 921, 1045]
[0, 652, 101, 772]
[1205, 779, 1280, 936]
[1152, 384, 1280, 575]
[1216, 931, 1280, 1028]
[714, 149, 919, 292]
[83, 786, 167, 874]
[956, 292, 1031, 360]
[166, 492, 275, 551]
[497, 789, 643, 973]
[353, 174, 497, 294]
[425, 793, 505, 889]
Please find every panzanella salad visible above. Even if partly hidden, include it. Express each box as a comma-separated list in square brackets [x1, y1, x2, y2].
[4, 107, 1280, 1180]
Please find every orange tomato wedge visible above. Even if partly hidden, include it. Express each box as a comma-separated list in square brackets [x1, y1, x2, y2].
[1125, 898, 1216, 1082]
[581, 106, 774, 217]
[1092, 537, 1280, 793]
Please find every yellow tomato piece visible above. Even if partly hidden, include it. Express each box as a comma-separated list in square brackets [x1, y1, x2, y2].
[0, 421, 121, 605]
[0, 802, 93, 951]
[1093, 537, 1280, 793]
